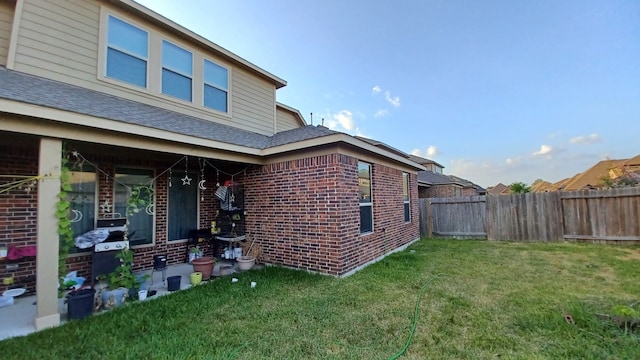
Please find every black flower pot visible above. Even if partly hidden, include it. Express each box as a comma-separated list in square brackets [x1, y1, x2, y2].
[67, 288, 96, 320]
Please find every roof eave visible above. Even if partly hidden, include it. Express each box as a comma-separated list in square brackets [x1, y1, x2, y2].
[263, 133, 426, 171]
[115, 0, 287, 89]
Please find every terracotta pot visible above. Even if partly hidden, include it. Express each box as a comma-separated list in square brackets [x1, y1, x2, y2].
[192, 256, 215, 280]
[236, 256, 255, 271]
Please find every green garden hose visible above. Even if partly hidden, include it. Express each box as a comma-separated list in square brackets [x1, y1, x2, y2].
[225, 342, 249, 360]
[388, 274, 441, 360]
[227, 274, 441, 360]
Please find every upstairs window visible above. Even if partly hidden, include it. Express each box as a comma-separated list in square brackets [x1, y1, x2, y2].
[204, 59, 229, 112]
[162, 41, 193, 101]
[358, 162, 373, 234]
[403, 172, 410, 222]
[106, 15, 148, 88]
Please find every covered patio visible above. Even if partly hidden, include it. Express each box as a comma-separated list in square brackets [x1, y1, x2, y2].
[0, 259, 245, 341]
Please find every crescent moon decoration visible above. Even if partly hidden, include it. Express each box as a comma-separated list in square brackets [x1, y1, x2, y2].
[70, 209, 83, 223]
[145, 204, 155, 216]
[198, 180, 207, 190]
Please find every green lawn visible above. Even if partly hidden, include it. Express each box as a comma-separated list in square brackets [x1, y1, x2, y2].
[1, 239, 639, 359]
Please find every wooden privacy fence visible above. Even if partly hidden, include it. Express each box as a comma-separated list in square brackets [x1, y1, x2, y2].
[419, 187, 640, 242]
[421, 196, 486, 238]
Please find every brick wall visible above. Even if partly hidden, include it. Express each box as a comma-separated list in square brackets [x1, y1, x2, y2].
[0, 139, 39, 294]
[425, 184, 464, 198]
[1, 141, 421, 289]
[244, 153, 419, 276]
[0, 143, 221, 292]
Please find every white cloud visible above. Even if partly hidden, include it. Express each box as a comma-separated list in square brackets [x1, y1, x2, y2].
[505, 157, 517, 166]
[384, 91, 400, 107]
[372, 85, 382, 94]
[374, 109, 388, 118]
[570, 133, 601, 144]
[532, 144, 553, 157]
[410, 145, 439, 159]
[324, 110, 355, 131]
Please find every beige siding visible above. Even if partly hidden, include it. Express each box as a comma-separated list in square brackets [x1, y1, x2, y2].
[276, 107, 302, 132]
[12, 0, 278, 136]
[0, 0, 14, 66]
[232, 67, 276, 135]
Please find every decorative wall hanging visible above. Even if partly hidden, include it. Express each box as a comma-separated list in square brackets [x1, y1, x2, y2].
[181, 156, 192, 185]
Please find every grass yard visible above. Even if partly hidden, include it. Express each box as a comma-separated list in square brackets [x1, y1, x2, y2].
[1, 239, 639, 359]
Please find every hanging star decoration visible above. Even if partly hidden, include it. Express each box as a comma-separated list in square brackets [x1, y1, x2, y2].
[100, 199, 112, 213]
[181, 174, 192, 185]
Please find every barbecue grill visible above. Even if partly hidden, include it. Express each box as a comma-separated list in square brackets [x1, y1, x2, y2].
[92, 215, 129, 284]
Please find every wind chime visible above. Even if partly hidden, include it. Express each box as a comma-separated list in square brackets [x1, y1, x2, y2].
[198, 158, 207, 201]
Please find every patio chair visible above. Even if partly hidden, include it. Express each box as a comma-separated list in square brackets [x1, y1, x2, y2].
[151, 254, 168, 285]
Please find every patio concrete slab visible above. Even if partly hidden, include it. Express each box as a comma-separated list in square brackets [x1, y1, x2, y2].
[0, 260, 239, 341]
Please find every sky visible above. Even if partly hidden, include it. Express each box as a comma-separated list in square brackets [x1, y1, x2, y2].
[135, 0, 640, 188]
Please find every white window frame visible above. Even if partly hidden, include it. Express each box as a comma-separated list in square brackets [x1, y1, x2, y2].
[203, 58, 230, 113]
[98, 8, 233, 116]
[161, 40, 194, 102]
[358, 161, 373, 234]
[103, 14, 149, 89]
[403, 172, 410, 223]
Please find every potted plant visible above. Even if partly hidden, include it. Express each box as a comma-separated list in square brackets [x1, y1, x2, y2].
[189, 246, 203, 263]
[237, 237, 262, 271]
[98, 248, 148, 309]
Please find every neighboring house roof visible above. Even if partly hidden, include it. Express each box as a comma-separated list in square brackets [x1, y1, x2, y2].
[622, 155, 640, 167]
[486, 183, 509, 194]
[562, 159, 622, 191]
[548, 177, 573, 191]
[407, 155, 445, 169]
[531, 180, 553, 192]
[417, 171, 465, 187]
[0, 67, 423, 170]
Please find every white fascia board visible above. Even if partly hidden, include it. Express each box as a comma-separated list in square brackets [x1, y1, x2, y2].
[263, 133, 426, 171]
[0, 99, 262, 157]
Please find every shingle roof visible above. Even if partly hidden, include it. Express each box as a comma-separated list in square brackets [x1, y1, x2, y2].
[407, 155, 445, 169]
[0, 67, 336, 150]
[417, 171, 464, 186]
[487, 183, 509, 194]
[563, 159, 622, 190]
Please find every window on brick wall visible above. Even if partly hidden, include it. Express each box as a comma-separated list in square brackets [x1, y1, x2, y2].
[403, 172, 410, 222]
[68, 165, 98, 254]
[114, 168, 154, 246]
[358, 161, 373, 234]
[168, 171, 198, 241]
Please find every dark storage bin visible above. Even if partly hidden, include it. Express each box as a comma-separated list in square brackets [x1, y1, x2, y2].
[67, 288, 96, 320]
[167, 275, 181, 291]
